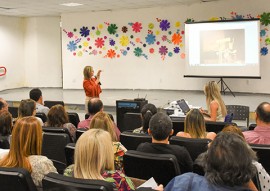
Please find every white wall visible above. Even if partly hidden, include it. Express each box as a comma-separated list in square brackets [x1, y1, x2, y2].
[24, 17, 62, 88]
[61, 0, 270, 93]
[0, 16, 25, 91]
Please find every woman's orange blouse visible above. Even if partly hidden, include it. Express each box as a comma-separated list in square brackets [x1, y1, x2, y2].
[83, 78, 102, 97]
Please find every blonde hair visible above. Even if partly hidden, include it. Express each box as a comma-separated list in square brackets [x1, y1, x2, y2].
[83, 66, 93, 80]
[185, 109, 206, 138]
[204, 81, 227, 116]
[74, 129, 114, 179]
[0, 116, 42, 173]
[90, 111, 118, 142]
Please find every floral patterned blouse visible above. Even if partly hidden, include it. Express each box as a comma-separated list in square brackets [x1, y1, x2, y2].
[28, 155, 58, 188]
[113, 142, 127, 170]
[64, 166, 135, 191]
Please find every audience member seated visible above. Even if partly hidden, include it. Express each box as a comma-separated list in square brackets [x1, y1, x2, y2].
[200, 81, 227, 122]
[243, 102, 270, 144]
[222, 124, 270, 191]
[90, 111, 127, 170]
[0, 116, 57, 189]
[17, 99, 43, 126]
[137, 112, 193, 173]
[176, 109, 216, 140]
[0, 98, 8, 112]
[0, 111, 12, 149]
[45, 104, 76, 142]
[133, 103, 157, 134]
[64, 129, 135, 191]
[165, 132, 258, 191]
[29, 88, 50, 115]
[77, 98, 120, 140]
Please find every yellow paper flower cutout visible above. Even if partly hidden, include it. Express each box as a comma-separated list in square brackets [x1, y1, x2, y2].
[180, 43, 184, 48]
[209, 17, 219, 21]
[83, 41, 89, 47]
[77, 51, 83, 57]
[119, 35, 129, 46]
[98, 24, 103, 29]
[175, 21, 181, 28]
[148, 23, 154, 29]
[155, 30, 160, 35]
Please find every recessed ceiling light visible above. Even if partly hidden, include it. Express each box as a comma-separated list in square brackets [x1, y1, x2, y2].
[60, 3, 83, 7]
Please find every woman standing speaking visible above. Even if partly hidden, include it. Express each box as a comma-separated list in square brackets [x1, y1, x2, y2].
[83, 66, 102, 113]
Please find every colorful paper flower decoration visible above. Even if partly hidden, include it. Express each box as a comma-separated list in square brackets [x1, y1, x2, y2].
[122, 26, 128, 33]
[80, 26, 90, 37]
[145, 34, 156, 45]
[67, 41, 77, 52]
[174, 47, 180, 53]
[134, 47, 143, 57]
[107, 49, 116, 58]
[260, 12, 270, 26]
[132, 22, 142, 33]
[107, 24, 118, 35]
[119, 36, 129, 46]
[172, 33, 182, 45]
[159, 46, 168, 55]
[95, 38, 105, 48]
[260, 47, 268, 55]
[159, 20, 170, 31]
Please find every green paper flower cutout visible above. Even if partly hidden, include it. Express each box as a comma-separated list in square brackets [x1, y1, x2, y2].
[134, 47, 143, 57]
[265, 38, 270, 45]
[107, 24, 118, 35]
[260, 12, 270, 26]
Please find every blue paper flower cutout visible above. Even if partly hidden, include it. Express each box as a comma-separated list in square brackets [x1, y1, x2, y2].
[67, 41, 77, 52]
[174, 47, 180, 53]
[159, 20, 170, 31]
[80, 26, 90, 37]
[260, 29, 266, 37]
[145, 34, 156, 45]
[261, 47, 268, 56]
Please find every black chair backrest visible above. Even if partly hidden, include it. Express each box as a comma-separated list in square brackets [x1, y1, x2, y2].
[121, 112, 142, 132]
[170, 136, 211, 161]
[42, 127, 73, 142]
[171, 118, 185, 135]
[249, 123, 256, 130]
[65, 143, 76, 166]
[67, 112, 80, 127]
[226, 105, 249, 127]
[43, 172, 114, 191]
[76, 129, 87, 142]
[8, 106, 18, 118]
[44, 101, 64, 109]
[0, 167, 37, 191]
[250, 144, 270, 174]
[123, 150, 180, 186]
[120, 131, 151, 150]
[35, 112, 47, 123]
[42, 132, 71, 174]
[205, 121, 237, 133]
[0, 135, 10, 149]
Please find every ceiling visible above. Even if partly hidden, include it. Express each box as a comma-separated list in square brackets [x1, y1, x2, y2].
[0, 0, 219, 17]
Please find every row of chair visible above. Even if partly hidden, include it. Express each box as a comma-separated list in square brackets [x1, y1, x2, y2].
[0, 167, 113, 191]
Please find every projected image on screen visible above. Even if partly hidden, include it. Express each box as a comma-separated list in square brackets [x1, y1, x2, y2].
[200, 29, 245, 65]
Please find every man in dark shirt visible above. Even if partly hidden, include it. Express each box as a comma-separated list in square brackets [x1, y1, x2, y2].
[137, 112, 193, 173]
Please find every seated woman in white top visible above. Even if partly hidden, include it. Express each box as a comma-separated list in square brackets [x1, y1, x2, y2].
[200, 81, 227, 122]
[176, 109, 216, 140]
[0, 116, 57, 189]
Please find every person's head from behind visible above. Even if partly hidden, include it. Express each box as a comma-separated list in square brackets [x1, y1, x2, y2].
[185, 108, 206, 138]
[29, 88, 42, 102]
[90, 111, 117, 141]
[47, 104, 69, 127]
[255, 102, 270, 124]
[0, 98, 8, 112]
[0, 111, 12, 136]
[18, 99, 36, 118]
[83, 66, 94, 80]
[141, 103, 157, 133]
[149, 112, 173, 141]
[88, 98, 103, 115]
[74, 129, 114, 179]
[0, 116, 42, 172]
[203, 132, 256, 187]
[222, 124, 244, 138]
